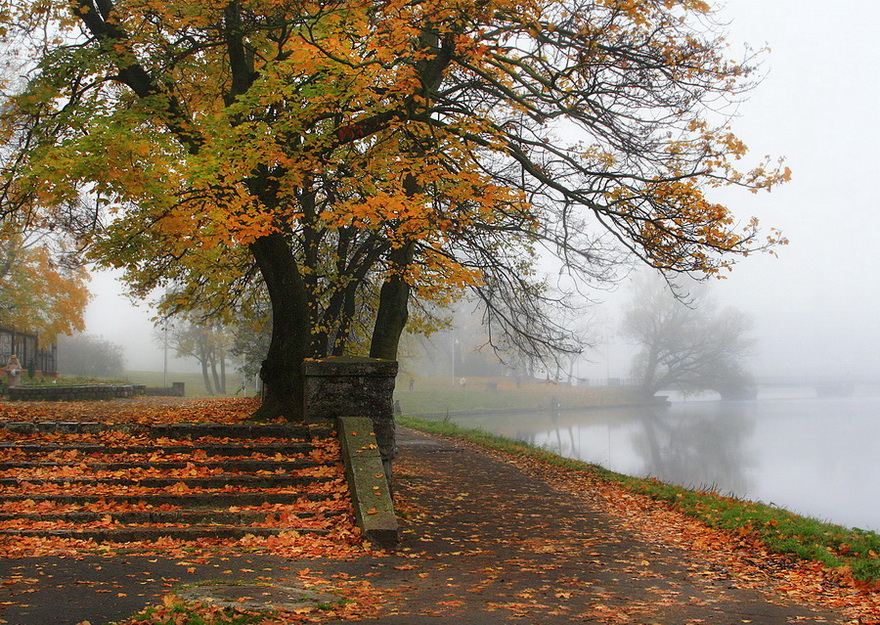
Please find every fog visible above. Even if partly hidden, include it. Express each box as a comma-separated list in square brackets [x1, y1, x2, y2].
[82, 270, 184, 372]
[82, 0, 880, 380]
[703, 0, 880, 380]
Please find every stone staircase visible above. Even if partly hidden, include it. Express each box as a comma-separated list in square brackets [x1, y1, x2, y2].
[0, 421, 351, 543]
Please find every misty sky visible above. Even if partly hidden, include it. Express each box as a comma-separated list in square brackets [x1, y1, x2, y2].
[84, 0, 880, 378]
[702, 0, 880, 379]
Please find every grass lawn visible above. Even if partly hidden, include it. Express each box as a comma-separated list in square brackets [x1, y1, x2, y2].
[393, 376, 650, 415]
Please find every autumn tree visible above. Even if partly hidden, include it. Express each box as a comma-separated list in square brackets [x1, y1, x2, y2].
[0, 45, 91, 342]
[621, 275, 755, 399]
[162, 317, 232, 396]
[0, 226, 90, 342]
[0, 0, 788, 420]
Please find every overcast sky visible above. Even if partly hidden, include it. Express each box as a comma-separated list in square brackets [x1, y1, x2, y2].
[84, 0, 880, 377]
[703, 0, 880, 378]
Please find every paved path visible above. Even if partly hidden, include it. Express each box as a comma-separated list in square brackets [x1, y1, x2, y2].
[333, 427, 845, 624]
[0, 426, 847, 624]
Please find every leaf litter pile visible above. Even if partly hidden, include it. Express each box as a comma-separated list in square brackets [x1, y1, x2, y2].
[0, 397, 385, 624]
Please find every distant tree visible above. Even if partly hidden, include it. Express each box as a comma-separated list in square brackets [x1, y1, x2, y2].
[164, 317, 232, 396]
[621, 276, 755, 399]
[57, 333, 126, 378]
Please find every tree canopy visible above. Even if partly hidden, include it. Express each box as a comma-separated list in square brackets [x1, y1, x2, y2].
[0, 0, 788, 418]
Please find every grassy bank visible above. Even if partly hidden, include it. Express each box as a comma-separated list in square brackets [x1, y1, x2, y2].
[399, 415, 880, 583]
[394, 376, 647, 416]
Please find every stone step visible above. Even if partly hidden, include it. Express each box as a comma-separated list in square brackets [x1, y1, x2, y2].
[0, 459, 318, 471]
[0, 417, 351, 544]
[0, 508, 343, 524]
[0, 492, 333, 507]
[0, 475, 335, 488]
[0, 422, 332, 440]
[149, 423, 332, 440]
[0, 422, 106, 434]
[0, 525, 329, 542]
[0, 443, 314, 456]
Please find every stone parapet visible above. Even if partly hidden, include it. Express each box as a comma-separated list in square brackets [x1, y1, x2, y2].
[336, 415, 399, 548]
[302, 357, 398, 481]
[5, 384, 146, 402]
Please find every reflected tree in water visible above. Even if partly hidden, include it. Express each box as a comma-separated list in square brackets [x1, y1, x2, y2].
[631, 406, 757, 495]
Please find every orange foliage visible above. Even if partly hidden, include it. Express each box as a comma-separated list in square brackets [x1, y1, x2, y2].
[0, 230, 89, 342]
[0, 0, 789, 365]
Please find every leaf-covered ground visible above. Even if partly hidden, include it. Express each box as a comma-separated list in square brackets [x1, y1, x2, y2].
[1, 398, 879, 624]
[516, 453, 880, 623]
[0, 398, 388, 625]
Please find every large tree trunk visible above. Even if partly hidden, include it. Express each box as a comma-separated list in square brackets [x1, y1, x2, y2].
[250, 233, 310, 421]
[370, 177, 419, 361]
[200, 357, 215, 396]
[366, 242, 414, 486]
[369, 243, 415, 360]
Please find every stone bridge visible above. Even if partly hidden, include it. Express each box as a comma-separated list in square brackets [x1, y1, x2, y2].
[753, 375, 880, 397]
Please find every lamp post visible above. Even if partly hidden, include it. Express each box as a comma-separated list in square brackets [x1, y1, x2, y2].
[451, 333, 459, 388]
[162, 317, 168, 389]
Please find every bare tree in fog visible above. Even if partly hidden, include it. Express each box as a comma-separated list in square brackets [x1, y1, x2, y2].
[57, 333, 126, 378]
[622, 276, 755, 399]
[160, 317, 232, 396]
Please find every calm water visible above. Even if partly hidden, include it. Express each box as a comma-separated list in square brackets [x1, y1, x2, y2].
[445, 392, 880, 531]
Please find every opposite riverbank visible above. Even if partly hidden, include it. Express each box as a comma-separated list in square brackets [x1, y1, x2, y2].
[394, 377, 654, 417]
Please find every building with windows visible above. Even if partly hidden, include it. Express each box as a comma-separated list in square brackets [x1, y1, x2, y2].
[0, 327, 57, 377]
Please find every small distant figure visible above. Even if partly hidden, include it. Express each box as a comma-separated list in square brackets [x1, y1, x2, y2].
[5, 354, 22, 388]
[408, 377, 415, 392]
[459, 377, 467, 388]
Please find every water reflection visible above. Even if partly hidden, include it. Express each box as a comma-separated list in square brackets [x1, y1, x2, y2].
[522, 404, 757, 495]
[629, 406, 756, 495]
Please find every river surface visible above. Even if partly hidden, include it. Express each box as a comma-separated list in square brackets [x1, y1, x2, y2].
[443, 391, 880, 532]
